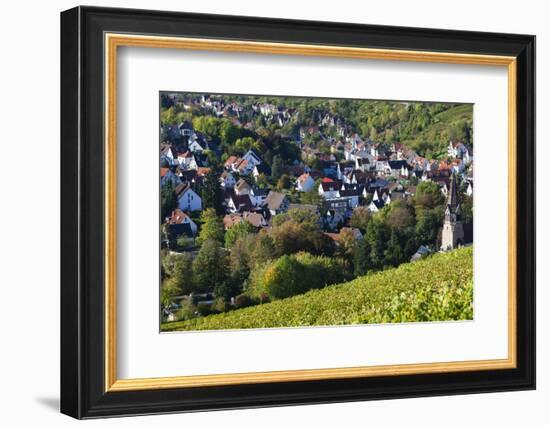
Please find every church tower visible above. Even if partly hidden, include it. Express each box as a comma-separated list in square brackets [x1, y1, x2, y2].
[440, 173, 464, 251]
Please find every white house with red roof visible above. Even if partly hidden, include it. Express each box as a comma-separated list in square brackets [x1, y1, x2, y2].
[165, 209, 198, 236]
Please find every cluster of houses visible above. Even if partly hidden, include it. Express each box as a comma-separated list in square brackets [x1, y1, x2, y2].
[160, 95, 474, 252]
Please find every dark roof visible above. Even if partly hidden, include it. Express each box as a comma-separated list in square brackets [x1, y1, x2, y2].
[388, 160, 409, 169]
[254, 162, 271, 175]
[250, 187, 269, 197]
[371, 199, 386, 210]
[338, 161, 355, 169]
[351, 171, 369, 184]
[339, 189, 360, 197]
[369, 179, 390, 189]
[230, 193, 253, 211]
[341, 183, 363, 191]
[168, 222, 195, 238]
[193, 152, 209, 167]
[320, 181, 341, 192]
[246, 148, 262, 163]
[180, 169, 197, 182]
[178, 121, 193, 130]
[189, 135, 208, 149]
[175, 182, 191, 198]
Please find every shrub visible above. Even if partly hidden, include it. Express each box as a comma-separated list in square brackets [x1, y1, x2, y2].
[176, 235, 194, 250]
[234, 294, 253, 309]
[176, 298, 198, 321]
[248, 252, 346, 300]
[196, 302, 213, 317]
[212, 297, 232, 313]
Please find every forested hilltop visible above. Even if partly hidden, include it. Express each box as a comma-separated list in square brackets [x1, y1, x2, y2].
[161, 93, 472, 159]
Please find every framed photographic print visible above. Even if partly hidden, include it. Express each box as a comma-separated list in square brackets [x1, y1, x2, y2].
[60, 6, 536, 419]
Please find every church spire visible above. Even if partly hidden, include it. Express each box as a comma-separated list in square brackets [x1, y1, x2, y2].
[440, 171, 464, 251]
[447, 172, 459, 211]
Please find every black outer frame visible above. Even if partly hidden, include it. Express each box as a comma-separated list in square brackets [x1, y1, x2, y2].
[60, 6, 536, 419]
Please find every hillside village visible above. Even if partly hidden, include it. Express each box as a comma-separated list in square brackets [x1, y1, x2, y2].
[159, 93, 474, 323]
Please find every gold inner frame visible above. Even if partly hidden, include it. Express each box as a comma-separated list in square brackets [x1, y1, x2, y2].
[104, 33, 518, 392]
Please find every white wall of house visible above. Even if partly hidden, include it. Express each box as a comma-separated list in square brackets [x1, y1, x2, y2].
[297, 176, 315, 192]
[177, 188, 202, 212]
[188, 140, 204, 153]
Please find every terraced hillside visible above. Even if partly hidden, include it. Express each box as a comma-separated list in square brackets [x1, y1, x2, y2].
[161, 247, 473, 332]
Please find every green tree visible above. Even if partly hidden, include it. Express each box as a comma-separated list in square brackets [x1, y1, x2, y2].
[386, 201, 415, 233]
[160, 181, 178, 222]
[272, 208, 321, 232]
[415, 181, 445, 209]
[162, 223, 178, 250]
[365, 219, 390, 270]
[219, 119, 240, 146]
[384, 231, 405, 267]
[225, 221, 254, 248]
[160, 107, 177, 126]
[252, 252, 346, 300]
[415, 209, 441, 246]
[336, 228, 357, 259]
[271, 154, 284, 180]
[201, 166, 224, 215]
[160, 278, 180, 308]
[171, 252, 195, 294]
[460, 193, 473, 224]
[270, 220, 310, 256]
[248, 231, 276, 267]
[255, 173, 269, 188]
[233, 136, 256, 154]
[192, 116, 220, 140]
[228, 234, 254, 290]
[349, 207, 371, 233]
[276, 174, 291, 190]
[197, 208, 225, 245]
[192, 239, 228, 291]
[301, 181, 322, 205]
[353, 238, 370, 276]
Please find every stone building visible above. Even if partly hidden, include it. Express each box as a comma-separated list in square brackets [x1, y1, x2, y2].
[440, 173, 464, 251]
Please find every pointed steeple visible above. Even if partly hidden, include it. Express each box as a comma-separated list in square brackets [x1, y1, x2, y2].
[447, 172, 459, 211]
[441, 172, 464, 251]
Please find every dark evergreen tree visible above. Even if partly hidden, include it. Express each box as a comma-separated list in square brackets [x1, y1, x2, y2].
[201, 165, 224, 215]
[384, 230, 405, 267]
[271, 154, 284, 180]
[192, 240, 228, 292]
[160, 181, 177, 223]
[353, 238, 370, 277]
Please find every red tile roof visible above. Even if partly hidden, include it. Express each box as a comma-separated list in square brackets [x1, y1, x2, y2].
[167, 209, 191, 225]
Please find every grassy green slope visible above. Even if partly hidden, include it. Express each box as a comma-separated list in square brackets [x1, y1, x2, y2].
[161, 247, 473, 332]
